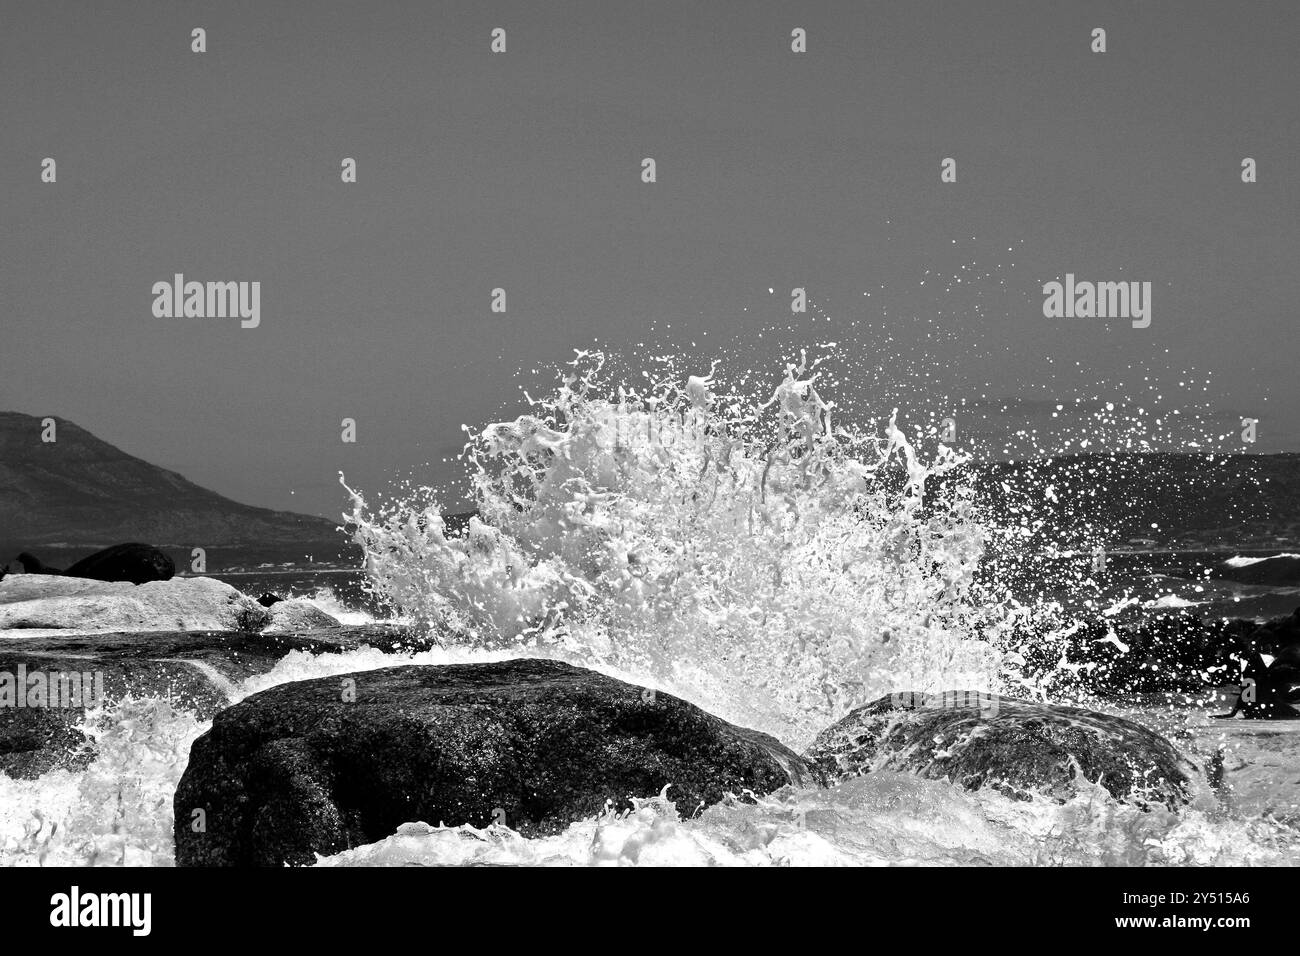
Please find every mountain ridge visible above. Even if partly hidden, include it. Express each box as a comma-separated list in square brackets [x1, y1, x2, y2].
[0, 412, 341, 550]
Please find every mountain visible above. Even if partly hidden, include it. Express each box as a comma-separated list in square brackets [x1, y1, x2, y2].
[0, 412, 342, 551]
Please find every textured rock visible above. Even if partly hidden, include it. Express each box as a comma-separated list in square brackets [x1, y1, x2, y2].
[0, 624, 425, 778]
[803, 691, 1193, 807]
[0, 574, 268, 632]
[63, 543, 175, 584]
[262, 599, 340, 632]
[1223, 649, 1300, 719]
[173, 658, 816, 866]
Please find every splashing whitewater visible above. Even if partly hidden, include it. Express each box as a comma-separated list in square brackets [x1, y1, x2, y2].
[346, 352, 1015, 745]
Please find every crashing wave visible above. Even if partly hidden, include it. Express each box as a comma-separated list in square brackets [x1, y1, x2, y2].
[345, 352, 1005, 744]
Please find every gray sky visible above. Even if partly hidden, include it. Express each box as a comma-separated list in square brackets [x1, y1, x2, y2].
[2, 0, 1296, 519]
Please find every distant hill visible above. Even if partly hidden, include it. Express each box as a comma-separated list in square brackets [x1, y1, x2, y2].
[0, 412, 342, 550]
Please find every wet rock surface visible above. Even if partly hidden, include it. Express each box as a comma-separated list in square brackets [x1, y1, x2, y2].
[803, 691, 1194, 807]
[0, 625, 422, 778]
[173, 658, 816, 866]
[262, 599, 340, 632]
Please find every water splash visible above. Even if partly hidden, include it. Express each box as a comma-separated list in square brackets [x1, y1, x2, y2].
[3, 644, 1295, 867]
[314, 772, 1299, 868]
[3, 334, 1291, 867]
[345, 351, 1004, 744]
[0, 697, 204, 866]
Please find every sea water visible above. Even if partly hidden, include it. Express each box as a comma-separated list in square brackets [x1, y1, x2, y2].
[2, 645, 1296, 867]
[2, 351, 1298, 866]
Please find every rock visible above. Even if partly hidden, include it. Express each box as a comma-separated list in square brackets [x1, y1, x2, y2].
[803, 691, 1193, 808]
[1245, 606, 1300, 656]
[0, 654, 226, 779]
[256, 592, 284, 608]
[1018, 605, 1300, 700]
[0, 624, 428, 778]
[173, 658, 816, 866]
[1221, 650, 1300, 719]
[1207, 608, 1300, 719]
[0, 575, 116, 604]
[0, 575, 269, 633]
[1007, 609, 1266, 695]
[63, 543, 175, 584]
[16, 552, 61, 574]
[263, 599, 340, 632]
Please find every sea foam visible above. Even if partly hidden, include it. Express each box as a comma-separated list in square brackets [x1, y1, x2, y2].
[345, 352, 1006, 745]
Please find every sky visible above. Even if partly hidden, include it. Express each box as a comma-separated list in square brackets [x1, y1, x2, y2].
[1, 0, 1297, 519]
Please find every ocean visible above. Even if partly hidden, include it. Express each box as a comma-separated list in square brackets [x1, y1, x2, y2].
[2, 599, 1297, 866]
[2, 355, 1298, 867]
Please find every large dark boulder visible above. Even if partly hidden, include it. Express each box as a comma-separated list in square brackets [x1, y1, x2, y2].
[803, 691, 1193, 808]
[63, 543, 175, 584]
[173, 658, 816, 866]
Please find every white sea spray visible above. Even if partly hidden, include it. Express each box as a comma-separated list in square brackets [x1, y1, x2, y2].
[344, 352, 1006, 745]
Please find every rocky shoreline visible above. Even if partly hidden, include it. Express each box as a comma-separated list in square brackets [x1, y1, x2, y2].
[3, 570, 1296, 865]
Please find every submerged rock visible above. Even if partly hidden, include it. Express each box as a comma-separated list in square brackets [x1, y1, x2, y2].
[0, 624, 425, 778]
[63, 543, 175, 584]
[0, 574, 268, 632]
[173, 658, 815, 866]
[803, 691, 1193, 807]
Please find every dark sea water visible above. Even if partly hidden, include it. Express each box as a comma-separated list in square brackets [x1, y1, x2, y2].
[192, 546, 1300, 628]
[1032, 549, 1300, 622]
